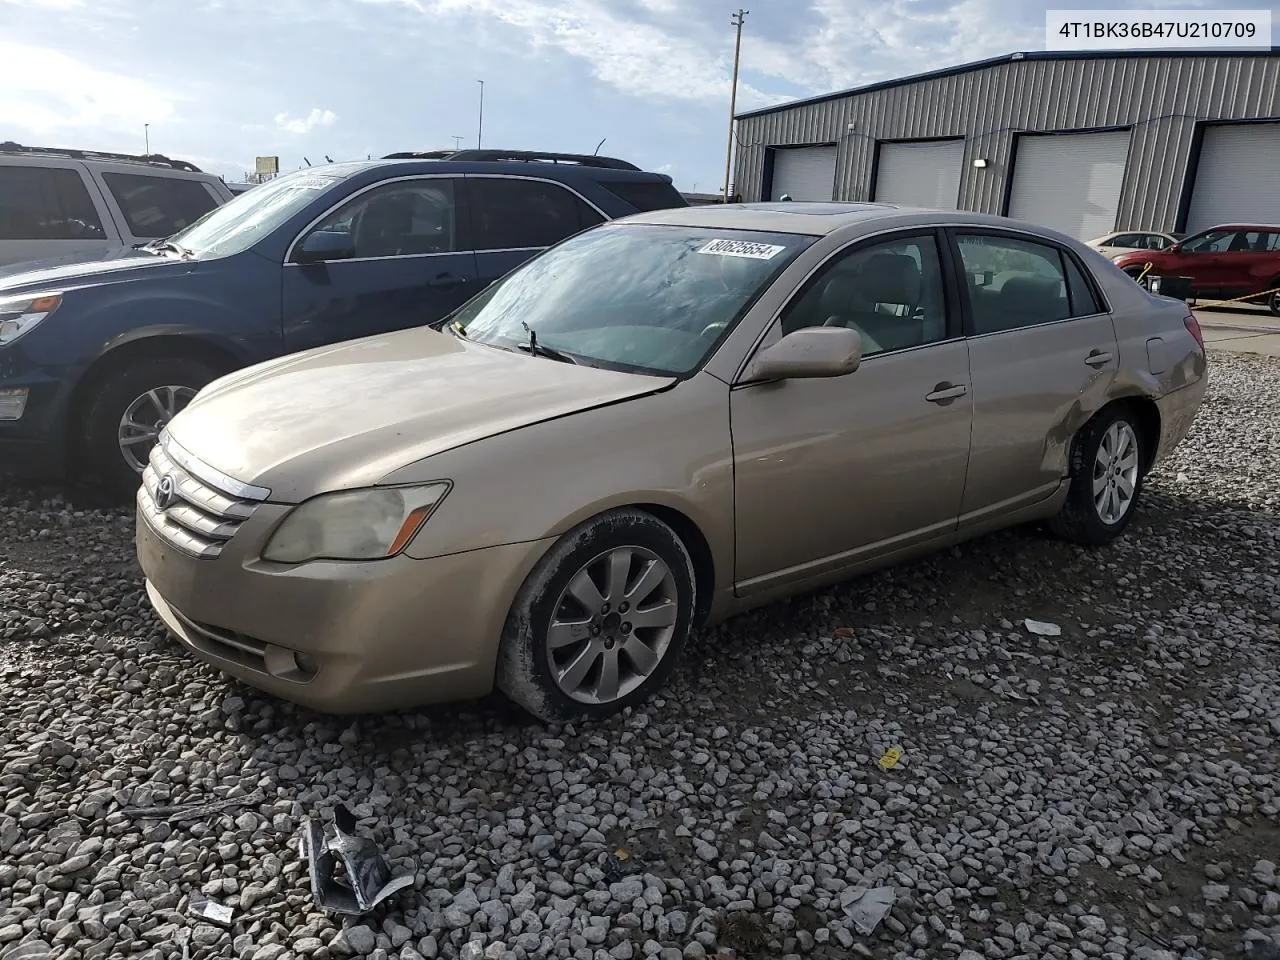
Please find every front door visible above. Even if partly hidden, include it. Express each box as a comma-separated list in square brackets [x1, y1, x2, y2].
[1164, 228, 1248, 298]
[950, 229, 1120, 524]
[731, 230, 973, 594]
[282, 176, 478, 354]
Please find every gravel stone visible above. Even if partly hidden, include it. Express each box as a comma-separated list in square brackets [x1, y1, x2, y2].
[1, 353, 1277, 960]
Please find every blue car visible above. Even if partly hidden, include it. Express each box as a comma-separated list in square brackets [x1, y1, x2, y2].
[0, 150, 687, 496]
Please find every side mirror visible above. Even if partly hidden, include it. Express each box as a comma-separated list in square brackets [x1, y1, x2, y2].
[1166, 242, 1181, 253]
[296, 229, 355, 264]
[741, 326, 862, 383]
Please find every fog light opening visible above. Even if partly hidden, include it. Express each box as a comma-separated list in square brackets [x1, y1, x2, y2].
[263, 644, 319, 682]
[0, 387, 29, 421]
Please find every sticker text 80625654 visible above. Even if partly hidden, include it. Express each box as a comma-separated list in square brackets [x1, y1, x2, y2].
[696, 238, 787, 260]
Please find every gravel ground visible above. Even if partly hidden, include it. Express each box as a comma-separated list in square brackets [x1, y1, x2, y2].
[2, 353, 1279, 960]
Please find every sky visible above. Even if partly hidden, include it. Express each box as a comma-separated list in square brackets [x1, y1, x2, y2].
[0, 0, 1272, 193]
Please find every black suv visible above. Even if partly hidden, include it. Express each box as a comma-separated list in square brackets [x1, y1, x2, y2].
[0, 149, 687, 495]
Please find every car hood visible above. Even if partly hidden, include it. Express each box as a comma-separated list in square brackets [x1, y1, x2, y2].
[0, 246, 176, 293]
[167, 327, 676, 503]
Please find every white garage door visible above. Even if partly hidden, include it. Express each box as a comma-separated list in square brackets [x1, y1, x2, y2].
[1185, 123, 1280, 233]
[769, 145, 836, 201]
[1007, 130, 1131, 240]
[872, 139, 964, 209]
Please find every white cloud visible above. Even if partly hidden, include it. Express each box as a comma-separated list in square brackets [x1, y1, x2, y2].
[0, 40, 177, 136]
[274, 107, 339, 135]
[364, 0, 788, 108]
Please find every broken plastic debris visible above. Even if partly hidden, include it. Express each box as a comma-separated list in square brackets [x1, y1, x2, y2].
[843, 885, 896, 935]
[876, 746, 903, 771]
[602, 846, 643, 883]
[122, 788, 266, 824]
[1023, 618, 1062, 637]
[187, 892, 234, 928]
[301, 803, 415, 915]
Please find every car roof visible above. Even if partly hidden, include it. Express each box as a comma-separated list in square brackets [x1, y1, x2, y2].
[620, 201, 1065, 237]
[282, 158, 672, 183]
[1202, 223, 1280, 231]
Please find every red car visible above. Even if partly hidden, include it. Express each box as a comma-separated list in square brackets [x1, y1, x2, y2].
[1111, 223, 1280, 316]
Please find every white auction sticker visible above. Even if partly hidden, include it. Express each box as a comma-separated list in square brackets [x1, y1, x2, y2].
[696, 238, 787, 260]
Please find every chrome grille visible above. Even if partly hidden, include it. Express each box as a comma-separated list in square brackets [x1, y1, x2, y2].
[137, 436, 268, 559]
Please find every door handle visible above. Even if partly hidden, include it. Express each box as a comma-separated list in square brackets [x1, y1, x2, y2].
[925, 382, 968, 403]
[427, 274, 468, 289]
[1084, 350, 1114, 367]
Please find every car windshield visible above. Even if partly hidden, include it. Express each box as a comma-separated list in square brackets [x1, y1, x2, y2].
[165, 169, 347, 258]
[454, 223, 816, 376]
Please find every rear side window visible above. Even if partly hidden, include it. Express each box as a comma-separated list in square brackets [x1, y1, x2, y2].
[101, 173, 219, 239]
[467, 178, 604, 250]
[598, 179, 687, 212]
[1063, 254, 1103, 315]
[0, 165, 106, 240]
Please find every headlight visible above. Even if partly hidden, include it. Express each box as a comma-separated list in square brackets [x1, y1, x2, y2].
[262, 483, 451, 564]
[0, 292, 62, 346]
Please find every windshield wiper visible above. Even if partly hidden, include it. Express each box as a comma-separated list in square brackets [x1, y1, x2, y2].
[149, 239, 194, 259]
[518, 322, 577, 364]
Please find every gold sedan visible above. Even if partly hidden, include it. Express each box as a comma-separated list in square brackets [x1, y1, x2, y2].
[136, 203, 1208, 721]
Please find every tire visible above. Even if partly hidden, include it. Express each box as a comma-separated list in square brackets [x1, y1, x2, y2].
[1122, 266, 1148, 288]
[81, 356, 220, 501]
[1048, 406, 1146, 547]
[495, 508, 696, 723]
[1267, 283, 1280, 318]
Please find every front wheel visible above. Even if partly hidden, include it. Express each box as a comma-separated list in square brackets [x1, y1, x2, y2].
[81, 356, 219, 501]
[1049, 407, 1146, 546]
[1268, 286, 1280, 318]
[496, 509, 696, 723]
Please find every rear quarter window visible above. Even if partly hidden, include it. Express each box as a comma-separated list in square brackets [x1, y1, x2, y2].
[598, 179, 688, 212]
[101, 172, 219, 239]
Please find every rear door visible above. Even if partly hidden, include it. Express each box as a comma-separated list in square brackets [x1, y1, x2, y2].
[91, 170, 223, 242]
[949, 229, 1119, 525]
[0, 161, 117, 266]
[281, 175, 478, 353]
[464, 176, 606, 289]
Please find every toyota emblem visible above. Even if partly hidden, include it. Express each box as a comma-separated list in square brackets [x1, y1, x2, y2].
[154, 474, 178, 511]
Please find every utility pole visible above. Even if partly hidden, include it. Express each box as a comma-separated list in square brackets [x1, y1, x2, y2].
[452, 135, 463, 150]
[144, 123, 150, 156]
[722, 8, 747, 203]
[476, 80, 485, 149]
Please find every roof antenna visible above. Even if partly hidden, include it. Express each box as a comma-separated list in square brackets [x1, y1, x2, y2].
[303, 157, 312, 166]
[593, 137, 606, 155]
[324, 155, 334, 163]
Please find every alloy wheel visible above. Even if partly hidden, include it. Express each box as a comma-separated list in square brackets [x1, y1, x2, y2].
[546, 545, 680, 705]
[1092, 421, 1140, 525]
[118, 385, 196, 473]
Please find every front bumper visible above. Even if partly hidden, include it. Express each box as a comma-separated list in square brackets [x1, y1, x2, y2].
[136, 499, 552, 715]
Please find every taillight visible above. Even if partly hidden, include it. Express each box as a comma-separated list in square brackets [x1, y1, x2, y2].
[1183, 312, 1205, 352]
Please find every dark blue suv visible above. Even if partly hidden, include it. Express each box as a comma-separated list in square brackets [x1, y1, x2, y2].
[0, 149, 687, 496]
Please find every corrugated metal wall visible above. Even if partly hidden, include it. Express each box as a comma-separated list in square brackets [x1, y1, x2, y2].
[733, 54, 1280, 231]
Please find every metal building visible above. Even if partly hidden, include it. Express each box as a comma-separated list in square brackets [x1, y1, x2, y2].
[732, 50, 1280, 240]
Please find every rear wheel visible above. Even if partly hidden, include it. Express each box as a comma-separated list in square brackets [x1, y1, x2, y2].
[1122, 265, 1149, 288]
[81, 356, 219, 501]
[1049, 406, 1146, 546]
[1268, 282, 1280, 317]
[496, 508, 696, 723]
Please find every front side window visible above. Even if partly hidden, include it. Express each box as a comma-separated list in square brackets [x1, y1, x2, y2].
[1180, 229, 1239, 253]
[101, 173, 218, 239]
[455, 223, 816, 376]
[168, 168, 348, 258]
[304, 179, 457, 258]
[468, 178, 605, 251]
[955, 233, 1074, 334]
[0, 165, 105, 241]
[779, 233, 950, 356]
